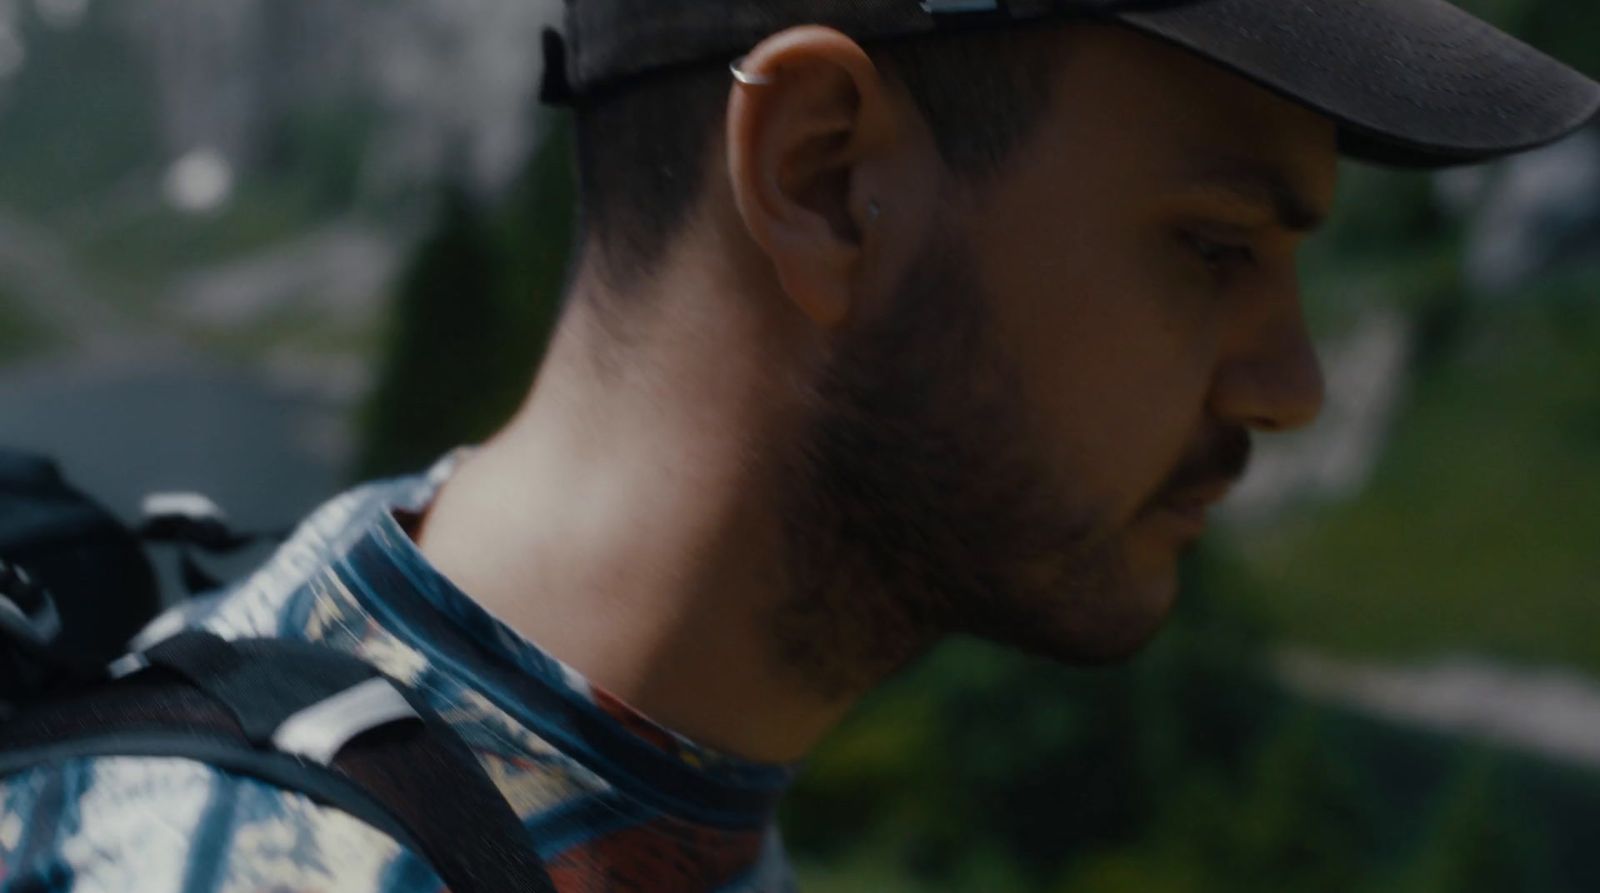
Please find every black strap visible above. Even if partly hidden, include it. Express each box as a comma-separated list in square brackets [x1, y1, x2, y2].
[0, 728, 431, 856]
[0, 633, 558, 893]
[330, 715, 560, 893]
[142, 632, 378, 744]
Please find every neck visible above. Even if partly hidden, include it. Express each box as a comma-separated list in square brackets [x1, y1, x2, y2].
[413, 268, 858, 764]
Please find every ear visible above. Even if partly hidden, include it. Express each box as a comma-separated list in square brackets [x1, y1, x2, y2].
[726, 27, 898, 329]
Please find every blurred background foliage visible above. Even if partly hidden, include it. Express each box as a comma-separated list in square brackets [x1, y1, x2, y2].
[0, 0, 1596, 890]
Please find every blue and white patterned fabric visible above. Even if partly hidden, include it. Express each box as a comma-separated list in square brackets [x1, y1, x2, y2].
[0, 454, 799, 892]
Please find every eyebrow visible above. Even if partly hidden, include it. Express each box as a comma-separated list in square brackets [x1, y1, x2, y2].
[1178, 155, 1329, 234]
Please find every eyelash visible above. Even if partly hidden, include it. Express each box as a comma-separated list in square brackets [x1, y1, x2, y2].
[1184, 232, 1257, 273]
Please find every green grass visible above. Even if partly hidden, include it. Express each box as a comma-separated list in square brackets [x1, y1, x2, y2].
[1238, 285, 1600, 673]
[182, 300, 385, 364]
[71, 179, 347, 311]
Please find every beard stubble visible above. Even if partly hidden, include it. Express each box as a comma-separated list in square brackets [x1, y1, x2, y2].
[772, 229, 1138, 701]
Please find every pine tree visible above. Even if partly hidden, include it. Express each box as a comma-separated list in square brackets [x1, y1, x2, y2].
[357, 116, 576, 478]
[358, 182, 508, 478]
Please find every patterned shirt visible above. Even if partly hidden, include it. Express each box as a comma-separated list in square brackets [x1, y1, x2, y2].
[0, 454, 799, 892]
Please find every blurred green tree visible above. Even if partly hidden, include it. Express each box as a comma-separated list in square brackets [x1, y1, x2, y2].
[358, 117, 575, 478]
[358, 181, 509, 477]
[1395, 757, 1563, 893]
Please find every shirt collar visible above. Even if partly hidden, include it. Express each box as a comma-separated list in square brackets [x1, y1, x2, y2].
[327, 452, 801, 827]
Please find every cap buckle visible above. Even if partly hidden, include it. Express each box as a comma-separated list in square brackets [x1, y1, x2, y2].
[921, 0, 1002, 13]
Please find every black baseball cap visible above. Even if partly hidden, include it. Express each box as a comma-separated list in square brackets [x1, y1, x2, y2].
[539, 0, 1600, 169]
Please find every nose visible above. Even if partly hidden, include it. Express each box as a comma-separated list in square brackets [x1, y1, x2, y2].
[1208, 292, 1326, 434]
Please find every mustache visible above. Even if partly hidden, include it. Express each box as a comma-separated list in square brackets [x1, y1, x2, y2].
[1158, 426, 1253, 498]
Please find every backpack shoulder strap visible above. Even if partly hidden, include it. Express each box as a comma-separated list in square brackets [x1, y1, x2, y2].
[0, 631, 557, 893]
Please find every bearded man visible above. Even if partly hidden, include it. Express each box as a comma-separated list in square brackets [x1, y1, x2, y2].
[0, 1, 1595, 890]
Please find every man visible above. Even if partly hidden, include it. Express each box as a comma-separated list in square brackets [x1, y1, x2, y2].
[1, 1, 1595, 890]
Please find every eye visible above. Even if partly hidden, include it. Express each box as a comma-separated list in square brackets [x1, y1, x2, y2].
[1183, 231, 1257, 274]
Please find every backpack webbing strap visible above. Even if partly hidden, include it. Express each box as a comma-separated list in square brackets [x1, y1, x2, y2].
[0, 632, 558, 893]
[141, 631, 387, 748]
[326, 714, 561, 893]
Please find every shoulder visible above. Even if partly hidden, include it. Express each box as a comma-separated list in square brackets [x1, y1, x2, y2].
[0, 757, 441, 893]
[144, 475, 415, 645]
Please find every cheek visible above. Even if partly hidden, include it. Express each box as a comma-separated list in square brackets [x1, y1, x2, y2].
[979, 218, 1220, 520]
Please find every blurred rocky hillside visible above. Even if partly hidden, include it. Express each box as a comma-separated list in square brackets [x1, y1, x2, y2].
[0, 0, 560, 522]
[0, 0, 559, 372]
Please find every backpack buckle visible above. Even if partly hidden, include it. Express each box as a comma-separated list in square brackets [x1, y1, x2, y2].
[0, 560, 61, 648]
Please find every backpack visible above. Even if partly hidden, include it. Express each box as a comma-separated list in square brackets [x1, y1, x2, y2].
[0, 448, 556, 893]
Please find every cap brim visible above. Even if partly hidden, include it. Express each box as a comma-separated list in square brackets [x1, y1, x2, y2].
[1111, 0, 1600, 168]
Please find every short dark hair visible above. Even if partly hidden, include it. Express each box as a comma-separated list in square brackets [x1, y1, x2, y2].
[573, 26, 1062, 287]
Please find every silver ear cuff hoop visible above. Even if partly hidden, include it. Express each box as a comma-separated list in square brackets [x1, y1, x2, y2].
[866, 200, 882, 223]
[730, 57, 774, 87]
